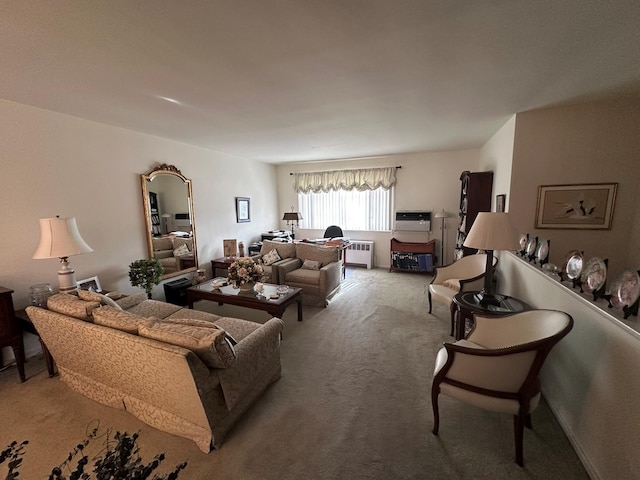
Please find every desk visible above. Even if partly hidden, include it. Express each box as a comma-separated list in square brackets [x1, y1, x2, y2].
[452, 291, 531, 340]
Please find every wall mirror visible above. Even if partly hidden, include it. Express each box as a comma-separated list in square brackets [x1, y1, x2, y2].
[141, 164, 198, 280]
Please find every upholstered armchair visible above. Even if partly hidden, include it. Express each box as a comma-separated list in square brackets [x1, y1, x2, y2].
[428, 254, 497, 335]
[152, 237, 194, 274]
[251, 240, 298, 284]
[431, 309, 573, 466]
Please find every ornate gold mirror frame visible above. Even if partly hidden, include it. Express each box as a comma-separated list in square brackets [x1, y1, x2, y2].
[141, 164, 198, 280]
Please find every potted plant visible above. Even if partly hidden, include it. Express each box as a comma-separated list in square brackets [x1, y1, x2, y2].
[129, 258, 164, 298]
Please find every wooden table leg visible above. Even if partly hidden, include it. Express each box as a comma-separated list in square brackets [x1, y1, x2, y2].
[297, 297, 303, 322]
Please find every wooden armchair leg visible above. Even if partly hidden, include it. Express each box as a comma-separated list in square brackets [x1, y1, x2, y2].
[428, 291, 433, 314]
[431, 388, 440, 435]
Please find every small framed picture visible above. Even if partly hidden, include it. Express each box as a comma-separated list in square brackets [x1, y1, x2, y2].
[235, 197, 250, 223]
[77, 276, 102, 292]
[496, 194, 506, 212]
[223, 239, 238, 258]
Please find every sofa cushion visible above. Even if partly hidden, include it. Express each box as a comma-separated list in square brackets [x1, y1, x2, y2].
[93, 306, 155, 334]
[138, 321, 236, 369]
[165, 308, 221, 323]
[285, 267, 321, 286]
[262, 248, 282, 266]
[260, 240, 296, 259]
[126, 299, 183, 319]
[115, 292, 148, 310]
[302, 259, 322, 270]
[47, 293, 100, 322]
[161, 317, 238, 346]
[295, 242, 339, 264]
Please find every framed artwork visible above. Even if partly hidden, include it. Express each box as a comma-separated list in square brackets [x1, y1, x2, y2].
[77, 276, 102, 292]
[496, 194, 506, 213]
[535, 183, 617, 229]
[223, 239, 238, 258]
[235, 197, 250, 223]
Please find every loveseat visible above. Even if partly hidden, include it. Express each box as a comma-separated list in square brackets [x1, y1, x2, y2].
[254, 240, 342, 307]
[26, 291, 283, 453]
[152, 236, 194, 274]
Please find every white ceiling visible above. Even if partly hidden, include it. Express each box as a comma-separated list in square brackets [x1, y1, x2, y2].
[1, 1, 639, 164]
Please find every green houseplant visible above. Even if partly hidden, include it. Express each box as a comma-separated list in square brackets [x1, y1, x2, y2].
[129, 258, 164, 298]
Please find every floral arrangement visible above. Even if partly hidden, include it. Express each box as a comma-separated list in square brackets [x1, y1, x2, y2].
[227, 257, 264, 288]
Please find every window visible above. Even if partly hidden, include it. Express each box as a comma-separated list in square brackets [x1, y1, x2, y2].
[292, 166, 397, 232]
[298, 186, 392, 231]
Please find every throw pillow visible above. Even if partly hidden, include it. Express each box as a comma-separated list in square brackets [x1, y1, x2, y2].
[302, 259, 322, 270]
[173, 243, 190, 257]
[262, 248, 282, 266]
[138, 322, 237, 369]
[442, 279, 461, 292]
[77, 289, 123, 309]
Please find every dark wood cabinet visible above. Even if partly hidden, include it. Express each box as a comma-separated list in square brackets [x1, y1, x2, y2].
[455, 171, 493, 259]
[0, 286, 25, 382]
[389, 238, 436, 273]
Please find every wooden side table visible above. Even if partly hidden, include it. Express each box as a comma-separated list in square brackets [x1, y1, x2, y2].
[452, 291, 531, 340]
[0, 287, 26, 382]
[211, 257, 236, 278]
[14, 308, 56, 377]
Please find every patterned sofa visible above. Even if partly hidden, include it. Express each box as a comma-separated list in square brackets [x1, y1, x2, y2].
[26, 291, 283, 453]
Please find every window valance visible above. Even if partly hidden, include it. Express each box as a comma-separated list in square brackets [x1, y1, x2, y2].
[293, 167, 397, 193]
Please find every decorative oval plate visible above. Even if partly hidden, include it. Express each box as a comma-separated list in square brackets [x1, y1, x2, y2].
[581, 257, 607, 293]
[519, 234, 528, 252]
[609, 270, 640, 309]
[563, 250, 583, 280]
[536, 240, 549, 263]
[525, 237, 537, 256]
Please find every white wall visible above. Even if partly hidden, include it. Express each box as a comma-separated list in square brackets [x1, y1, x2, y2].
[499, 252, 640, 480]
[275, 149, 480, 268]
[509, 98, 640, 276]
[0, 99, 278, 360]
[479, 114, 516, 211]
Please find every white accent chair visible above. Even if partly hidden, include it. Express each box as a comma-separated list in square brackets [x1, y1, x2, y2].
[431, 309, 573, 466]
[428, 254, 497, 335]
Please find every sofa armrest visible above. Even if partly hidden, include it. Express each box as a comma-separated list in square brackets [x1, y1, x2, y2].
[318, 261, 342, 294]
[216, 317, 284, 409]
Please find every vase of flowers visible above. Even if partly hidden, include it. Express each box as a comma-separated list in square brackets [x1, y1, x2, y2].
[227, 257, 264, 291]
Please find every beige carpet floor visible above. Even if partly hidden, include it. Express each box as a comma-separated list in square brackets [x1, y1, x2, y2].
[0, 267, 589, 479]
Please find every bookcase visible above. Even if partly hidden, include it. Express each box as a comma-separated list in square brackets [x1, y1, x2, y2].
[148, 191, 162, 236]
[454, 171, 493, 259]
[389, 238, 436, 273]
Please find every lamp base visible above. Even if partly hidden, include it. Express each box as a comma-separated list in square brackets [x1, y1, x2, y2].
[58, 257, 78, 292]
[475, 291, 501, 307]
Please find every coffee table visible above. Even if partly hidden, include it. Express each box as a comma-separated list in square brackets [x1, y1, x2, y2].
[187, 282, 303, 322]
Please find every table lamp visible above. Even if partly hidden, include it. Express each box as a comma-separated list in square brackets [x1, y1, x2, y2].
[282, 207, 302, 236]
[33, 216, 93, 292]
[462, 212, 520, 305]
[434, 209, 451, 266]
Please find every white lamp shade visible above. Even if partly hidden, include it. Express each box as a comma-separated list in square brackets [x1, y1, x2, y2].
[463, 212, 520, 251]
[33, 217, 93, 259]
[434, 209, 450, 219]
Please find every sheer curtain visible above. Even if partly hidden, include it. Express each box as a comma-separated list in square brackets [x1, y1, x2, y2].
[294, 167, 396, 231]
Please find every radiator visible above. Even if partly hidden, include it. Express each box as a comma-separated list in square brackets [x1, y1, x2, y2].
[345, 240, 374, 269]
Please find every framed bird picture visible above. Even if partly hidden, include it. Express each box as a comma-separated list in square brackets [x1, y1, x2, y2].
[535, 183, 617, 229]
